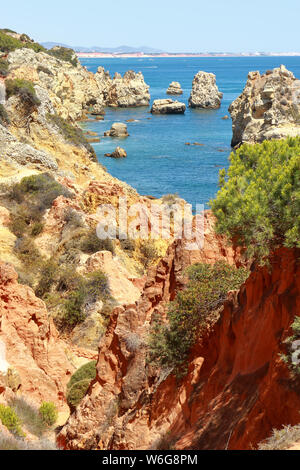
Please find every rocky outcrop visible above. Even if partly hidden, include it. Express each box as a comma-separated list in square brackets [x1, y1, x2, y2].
[0, 123, 58, 171]
[57, 211, 243, 449]
[166, 82, 183, 95]
[151, 99, 186, 114]
[58, 245, 300, 450]
[189, 71, 223, 109]
[7, 48, 105, 121]
[0, 262, 74, 411]
[229, 65, 300, 147]
[105, 147, 127, 159]
[104, 71, 150, 108]
[104, 122, 129, 137]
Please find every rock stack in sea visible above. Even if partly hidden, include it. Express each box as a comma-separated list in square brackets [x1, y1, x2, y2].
[189, 71, 223, 109]
[229, 64, 300, 147]
[105, 147, 127, 158]
[166, 81, 183, 95]
[101, 70, 150, 107]
[151, 99, 186, 114]
[104, 122, 129, 137]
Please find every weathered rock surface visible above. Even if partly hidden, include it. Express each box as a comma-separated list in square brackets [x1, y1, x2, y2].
[104, 70, 150, 108]
[151, 99, 186, 114]
[58, 245, 300, 450]
[0, 262, 74, 410]
[105, 147, 127, 159]
[104, 122, 129, 137]
[166, 82, 183, 95]
[189, 71, 223, 109]
[229, 65, 300, 147]
[0, 124, 58, 171]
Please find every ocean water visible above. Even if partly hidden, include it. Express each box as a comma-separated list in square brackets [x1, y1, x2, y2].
[79, 57, 300, 209]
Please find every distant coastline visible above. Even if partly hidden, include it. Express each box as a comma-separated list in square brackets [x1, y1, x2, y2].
[77, 52, 300, 59]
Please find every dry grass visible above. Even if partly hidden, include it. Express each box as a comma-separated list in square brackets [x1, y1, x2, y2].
[258, 424, 300, 450]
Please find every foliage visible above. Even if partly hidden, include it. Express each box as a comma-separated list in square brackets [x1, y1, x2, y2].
[5, 78, 41, 108]
[10, 397, 47, 437]
[66, 379, 91, 411]
[0, 58, 8, 77]
[119, 238, 136, 255]
[0, 404, 24, 437]
[139, 240, 159, 268]
[67, 361, 97, 391]
[46, 112, 96, 159]
[211, 138, 300, 262]
[80, 228, 115, 255]
[280, 316, 300, 375]
[258, 424, 300, 450]
[35, 259, 59, 298]
[0, 30, 46, 53]
[39, 402, 58, 427]
[162, 193, 179, 205]
[0, 103, 9, 126]
[46, 46, 78, 67]
[148, 262, 249, 377]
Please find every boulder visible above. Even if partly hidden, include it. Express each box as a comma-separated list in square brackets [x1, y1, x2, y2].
[166, 82, 183, 95]
[229, 65, 300, 147]
[105, 147, 127, 158]
[151, 99, 186, 114]
[104, 122, 129, 138]
[104, 70, 150, 108]
[189, 71, 223, 109]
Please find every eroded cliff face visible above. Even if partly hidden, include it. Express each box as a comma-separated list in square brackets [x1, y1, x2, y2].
[58, 246, 300, 450]
[0, 262, 74, 411]
[57, 211, 243, 449]
[229, 65, 300, 147]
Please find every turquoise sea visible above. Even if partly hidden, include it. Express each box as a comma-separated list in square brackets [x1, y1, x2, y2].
[80, 57, 300, 209]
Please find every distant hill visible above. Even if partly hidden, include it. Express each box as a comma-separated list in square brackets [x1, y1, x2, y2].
[41, 42, 164, 54]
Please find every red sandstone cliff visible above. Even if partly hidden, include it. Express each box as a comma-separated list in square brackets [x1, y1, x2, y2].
[58, 245, 300, 450]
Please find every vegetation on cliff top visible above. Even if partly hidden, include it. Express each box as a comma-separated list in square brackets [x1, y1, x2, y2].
[148, 261, 249, 377]
[5, 78, 41, 109]
[211, 137, 300, 262]
[47, 46, 78, 67]
[0, 29, 46, 53]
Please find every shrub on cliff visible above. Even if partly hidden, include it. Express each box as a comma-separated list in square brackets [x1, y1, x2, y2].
[0, 404, 24, 438]
[46, 112, 96, 160]
[80, 228, 115, 255]
[0, 30, 45, 53]
[148, 261, 249, 377]
[0, 104, 10, 126]
[280, 316, 300, 376]
[66, 361, 97, 411]
[46, 46, 78, 67]
[10, 396, 48, 437]
[39, 402, 58, 427]
[139, 240, 159, 268]
[211, 137, 300, 262]
[5, 78, 41, 108]
[0, 58, 8, 77]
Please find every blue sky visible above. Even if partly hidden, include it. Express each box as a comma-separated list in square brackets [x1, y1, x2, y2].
[1, 0, 299, 52]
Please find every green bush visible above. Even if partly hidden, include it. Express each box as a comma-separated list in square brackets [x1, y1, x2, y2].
[148, 261, 249, 377]
[46, 113, 96, 160]
[0, 30, 45, 53]
[30, 221, 44, 237]
[5, 78, 41, 108]
[211, 138, 300, 262]
[0, 404, 24, 437]
[67, 361, 97, 391]
[39, 402, 58, 427]
[80, 229, 115, 255]
[0, 58, 8, 77]
[66, 379, 91, 411]
[280, 316, 300, 375]
[120, 238, 136, 255]
[10, 397, 47, 437]
[139, 240, 158, 268]
[14, 237, 43, 269]
[0, 103, 9, 126]
[35, 259, 59, 298]
[46, 46, 78, 67]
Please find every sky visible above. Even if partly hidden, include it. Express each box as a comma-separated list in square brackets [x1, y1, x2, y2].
[1, 0, 300, 53]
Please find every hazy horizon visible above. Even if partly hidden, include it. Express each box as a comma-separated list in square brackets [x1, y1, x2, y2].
[1, 0, 300, 53]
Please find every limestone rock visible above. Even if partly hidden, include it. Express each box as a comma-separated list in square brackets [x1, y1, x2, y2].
[229, 65, 300, 147]
[105, 71, 150, 107]
[104, 122, 129, 137]
[166, 82, 183, 95]
[105, 147, 127, 159]
[151, 99, 186, 114]
[189, 71, 223, 109]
